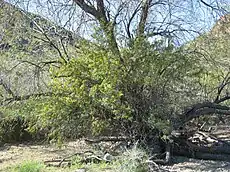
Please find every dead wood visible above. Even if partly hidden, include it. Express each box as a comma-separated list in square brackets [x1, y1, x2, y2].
[84, 136, 132, 143]
[174, 147, 230, 162]
[44, 150, 113, 167]
[183, 102, 230, 123]
[44, 150, 94, 167]
[44, 159, 71, 163]
[152, 144, 171, 165]
[171, 127, 230, 162]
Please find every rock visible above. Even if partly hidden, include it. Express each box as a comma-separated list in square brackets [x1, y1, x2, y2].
[103, 152, 113, 162]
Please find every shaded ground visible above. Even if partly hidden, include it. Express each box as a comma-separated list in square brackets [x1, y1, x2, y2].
[1, 140, 230, 171]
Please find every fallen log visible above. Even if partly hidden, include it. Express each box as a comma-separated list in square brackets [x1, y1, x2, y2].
[174, 148, 230, 162]
[84, 136, 133, 143]
[173, 139, 230, 154]
[171, 128, 230, 162]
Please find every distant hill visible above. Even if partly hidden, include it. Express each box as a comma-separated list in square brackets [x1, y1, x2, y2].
[184, 13, 230, 100]
[0, 0, 76, 54]
[189, 13, 230, 69]
[0, 1, 77, 100]
[211, 14, 230, 36]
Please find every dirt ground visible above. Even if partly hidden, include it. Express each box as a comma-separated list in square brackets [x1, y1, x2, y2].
[162, 157, 230, 172]
[0, 140, 90, 171]
[1, 140, 230, 172]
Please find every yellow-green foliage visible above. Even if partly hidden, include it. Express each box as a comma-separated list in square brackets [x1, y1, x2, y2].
[37, 38, 203, 137]
[2, 0, 225, 139]
[43, 43, 129, 135]
[51, 44, 125, 115]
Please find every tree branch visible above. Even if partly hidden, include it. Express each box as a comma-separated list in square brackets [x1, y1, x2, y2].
[137, 0, 152, 37]
[184, 102, 230, 122]
[73, 0, 104, 21]
[20, 9, 68, 63]
[126, 3, 141, 39]
[214, 72, 230, 103]
[215, 95, 230, 104]
[73, 0, 123, 63]
[200, 0, 219, 11]
[96, 0, 107, 22]
[85, 136, 132, 143]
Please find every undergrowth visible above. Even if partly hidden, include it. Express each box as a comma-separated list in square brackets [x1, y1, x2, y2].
[11, 161, 45, 172]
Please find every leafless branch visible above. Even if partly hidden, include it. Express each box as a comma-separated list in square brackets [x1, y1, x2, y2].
[126, 3, 141, 39]
[200, 0, 219, 11]
[184, 101, 230, 123]
[73, 0, 104, 21]
[19, 10, 68, 63]
[214, 72, 230, 103]
[8, 60, 61, 73]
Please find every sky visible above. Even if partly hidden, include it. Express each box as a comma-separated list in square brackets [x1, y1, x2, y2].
[6, 0, 230, 45]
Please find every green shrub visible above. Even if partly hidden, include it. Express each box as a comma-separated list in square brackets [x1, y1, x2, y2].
[13, 161, 44, 172]
[0, 114, 32, 143]
[32, 39, 202, 140]
[1, 39, 207, 143]
[0, 105, 48, 143]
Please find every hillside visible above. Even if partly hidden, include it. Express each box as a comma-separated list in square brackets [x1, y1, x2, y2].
[190, 14, 230, 69]
[211, 14, 230, 36]
[0, 1, 77, 102]
[182, 13, 230, 104]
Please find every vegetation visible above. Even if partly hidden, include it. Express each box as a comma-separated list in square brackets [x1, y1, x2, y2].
[12, 161, 45, 172]
[1, 0, 230, 171]
[5, 146, 150, 172]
